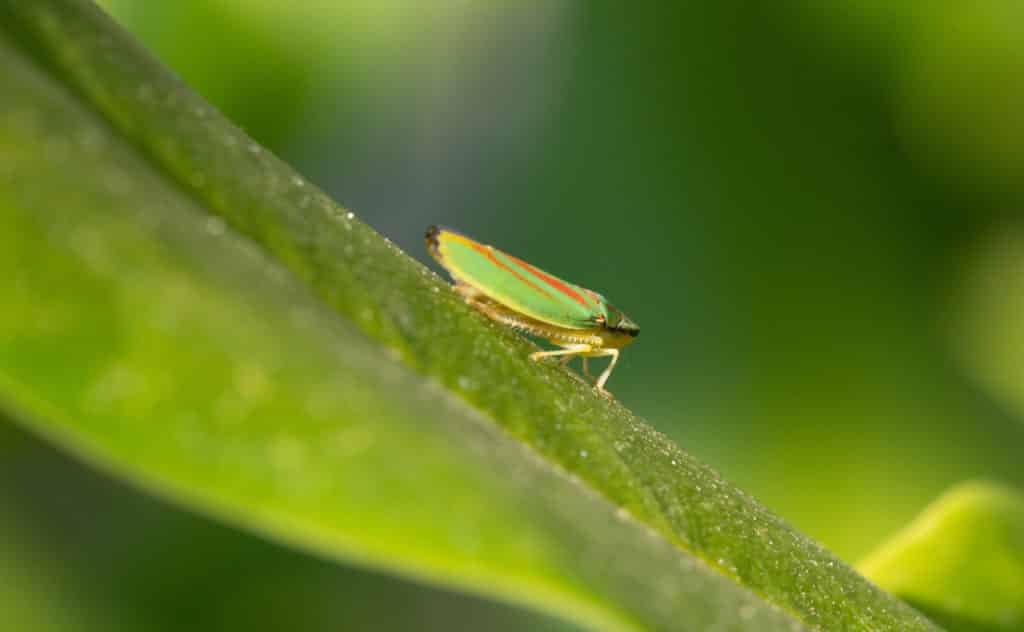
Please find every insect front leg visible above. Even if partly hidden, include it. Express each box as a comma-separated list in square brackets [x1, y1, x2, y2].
[594, 348, 620, 397]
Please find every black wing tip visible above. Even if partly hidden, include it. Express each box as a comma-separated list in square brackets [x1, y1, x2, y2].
[425, 225, 442, 255]
[426, 225, 470, 259]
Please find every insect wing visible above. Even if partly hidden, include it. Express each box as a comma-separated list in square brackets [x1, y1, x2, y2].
[427, 226, 603, 329]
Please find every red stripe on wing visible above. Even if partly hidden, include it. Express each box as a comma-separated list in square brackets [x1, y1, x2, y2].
[508, 255, 592, 310]
[465, 242, 555, 301]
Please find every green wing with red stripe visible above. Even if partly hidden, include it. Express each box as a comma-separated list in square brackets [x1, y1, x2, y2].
[427, 226, 605, 330]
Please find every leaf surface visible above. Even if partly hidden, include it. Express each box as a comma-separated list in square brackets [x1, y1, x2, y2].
[861, 482, 1024, 632]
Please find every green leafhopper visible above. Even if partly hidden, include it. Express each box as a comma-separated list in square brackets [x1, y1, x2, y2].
[426, 225, 639, 397]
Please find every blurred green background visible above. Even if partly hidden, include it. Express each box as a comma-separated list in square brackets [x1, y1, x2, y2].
[6, 0, 1024, 629]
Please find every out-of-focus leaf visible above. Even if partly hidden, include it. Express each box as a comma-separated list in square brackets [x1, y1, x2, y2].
[0, 418, 568, 632]
[953, 224, 1024, 425]
[860, 481, 1024, 631]
[894, 0, 1024, 206]
[0, 510, 102, 632]
[0, 1, 939, 630]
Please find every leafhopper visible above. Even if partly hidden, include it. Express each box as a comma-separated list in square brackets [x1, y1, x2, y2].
[426, 225, 639, 397]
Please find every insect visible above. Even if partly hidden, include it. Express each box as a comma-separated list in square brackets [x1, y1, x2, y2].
[426, 225, 639, 397]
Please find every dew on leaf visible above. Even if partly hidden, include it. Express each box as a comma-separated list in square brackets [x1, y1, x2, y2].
[204, 216, 226, 236]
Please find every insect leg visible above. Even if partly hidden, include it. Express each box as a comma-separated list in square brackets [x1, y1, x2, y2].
[594, 349, 620, 396]
[452, 281, 483, 301]
[529, 344, 592, 363]
[556, 355, 592, 379]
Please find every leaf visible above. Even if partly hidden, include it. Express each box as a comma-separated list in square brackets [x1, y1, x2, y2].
[0, 1, 939, 630]
[0, 518, 95, 632]
[859, 481, 1024, 632]
[953, 225, 1024, 426]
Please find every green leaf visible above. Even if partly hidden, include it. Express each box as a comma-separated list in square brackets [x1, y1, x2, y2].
[0, 1, 939, 630]
[0, 518, 96, 632]
[953, 225, 1024, 426]
[859, 482, 1024, 632]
